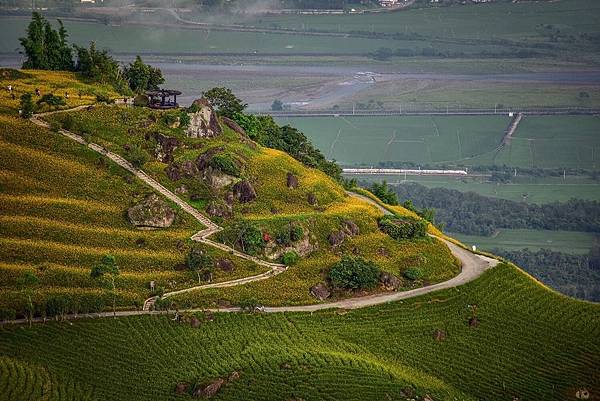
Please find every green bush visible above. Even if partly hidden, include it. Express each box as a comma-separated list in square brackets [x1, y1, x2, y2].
[49, 121, 61, 132]
[290, 225, 304, 242]
[61, 114, 74, 131]
[179, 110, 191, 128]
[19, 93, 35, 118]
[95, 92, 112, 103]
[403, 267, 424, 281]
[210, 153, 241, 177]
[219, 221, 265, 256]
[0, 308, 16, 321]
[126, 144, 149, 168]
[133, 94, 149, 107]
[328, 256, 380, 290]
[160, 113, 178, 127]
[277, 224, 304, 246]
[282, 251, 299, 266]
[378, 215, 427, 240]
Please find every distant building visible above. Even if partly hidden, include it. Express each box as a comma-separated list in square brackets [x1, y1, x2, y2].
[379, 0, 401, 7]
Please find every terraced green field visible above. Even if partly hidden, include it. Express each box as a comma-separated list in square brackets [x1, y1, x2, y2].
[277, 115, 600, 171]
[0, 263, 598, 401]
[450, 229, 597, 255]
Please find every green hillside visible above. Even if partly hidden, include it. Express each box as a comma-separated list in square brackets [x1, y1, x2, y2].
[0, 69, 459, 315]
[0, 69, 598, 401]
[0, 263, 598, 401]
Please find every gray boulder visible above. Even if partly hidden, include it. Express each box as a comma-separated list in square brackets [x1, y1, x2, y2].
[186, 98, 222, 138]
[127, 194, 175, 229]
[307, 192, 318, 206]
[310, 283, 331, 300]
[379, 272, 401, 291]
[216, 258, 235, 273]
[286, 172, 299, 189]
[193, 378, 224, 398]
[233, 180, 257, 203]
[343, 220, 360, 236]
[328, 230, 346, 247]
[206, 200, 232, 218]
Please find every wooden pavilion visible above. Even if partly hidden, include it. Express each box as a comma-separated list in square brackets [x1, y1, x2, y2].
[145, 89, 181, 109]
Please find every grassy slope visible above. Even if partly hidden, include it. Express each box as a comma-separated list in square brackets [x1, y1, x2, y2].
[0, 263, 598, 401]
[45, 104, 459, 307]
[0, 72, 271, 312]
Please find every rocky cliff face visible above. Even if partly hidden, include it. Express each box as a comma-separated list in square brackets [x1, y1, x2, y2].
[185, 98, 222, 138]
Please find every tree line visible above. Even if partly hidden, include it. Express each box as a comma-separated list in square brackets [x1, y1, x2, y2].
[19, 12, 164, 94]
[493, 248, 600, 302]
[386, 182, 600, 236]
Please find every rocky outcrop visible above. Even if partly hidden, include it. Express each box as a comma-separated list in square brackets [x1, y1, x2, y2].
[221, 116, 246, 136]
[232, 180, 256, 203]
[202, 167, 236, 190]
[165, 163, 181, 181]
[379, 272, 401, 291]
[186, 98, 222, 138]
[307, 192, 317, 206]
[193, 378, 224, 398]
[328, 230, 346, 247]
[206, 200, 232, 218]
[216, 259, 235, 272]
[127, 194, 175, 229]
[182, 160, 199, 177]
[343, 220, 360, 236]
[310, 283, 331, 300]
[286, 172, 299, 189]
[153, 133, 180, 163]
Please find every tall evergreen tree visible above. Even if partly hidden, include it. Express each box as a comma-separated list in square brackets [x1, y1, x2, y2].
[19, 12, 73, 70]
[123, 56, 164, 93]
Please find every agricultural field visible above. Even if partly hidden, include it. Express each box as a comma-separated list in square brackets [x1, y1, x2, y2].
[225, 0, 600, 40]
[359, 174, 600, 203]
[0, 263, 598, 401]
[450, 229, 597, 255]
[277, 115, 600, 170]
[343, 78, 600, 110]
[276, 115, 509, 166]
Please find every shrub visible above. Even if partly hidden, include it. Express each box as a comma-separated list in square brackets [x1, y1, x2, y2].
[276, 228, 291, 246]
[19, 93, 35, 118]
[238, 296, 259, 312]
[220, 221, 265, 256]
[61, 114, 74, 130]
[179, 110, 191, 128]
[370, 181, 398, 205]
[210, 154, 241, 177]
[403, 267, 423, 281]
[95, 92, 112, 103]
[290, 225, 304, 242]
[133, 94, 149, 107]
[0, 308, 16, 321]
[282, 251, 299, 266]
[49, 121, 61, 132]
[277, 224, 304, 246]
[186, 246, 214, 283]
[328, 256, 380, 290]
[160, 113, 178, 127]
[126, 144, 149, 168]
[378, 215, 427, 240]
[37, 93, 66, 110]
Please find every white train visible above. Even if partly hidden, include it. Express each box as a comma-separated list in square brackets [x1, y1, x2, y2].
[342, 168, 468, 176]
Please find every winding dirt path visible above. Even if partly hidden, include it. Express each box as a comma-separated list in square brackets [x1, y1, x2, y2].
[30, 106, 286, 311]
[6, 104, 500, 325]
